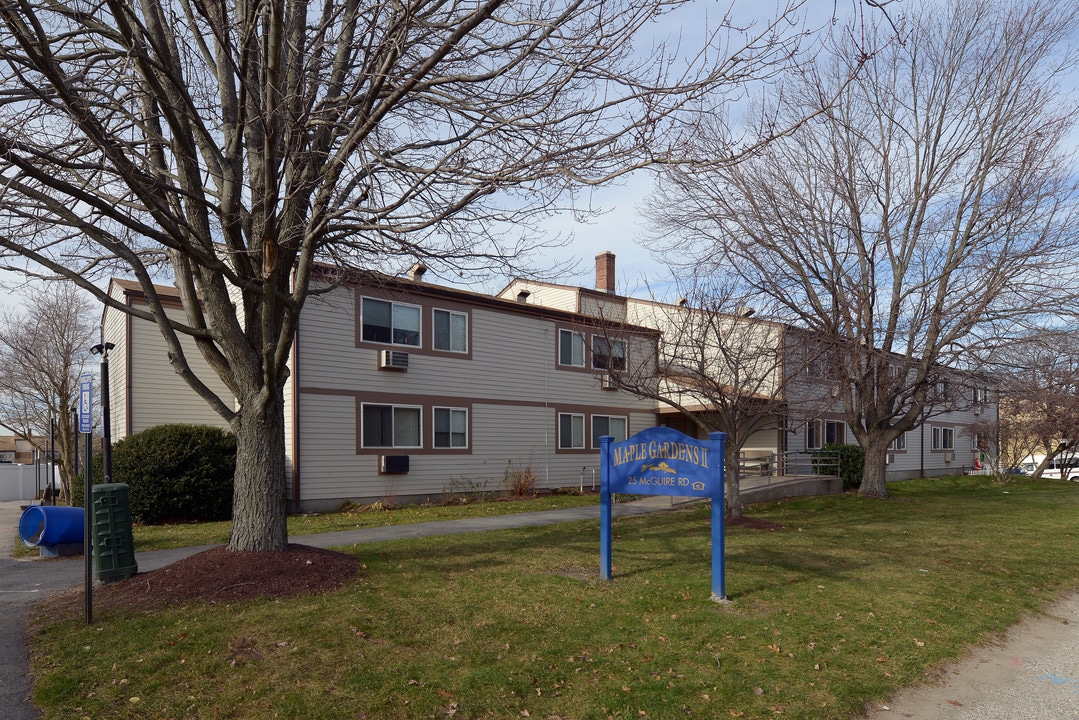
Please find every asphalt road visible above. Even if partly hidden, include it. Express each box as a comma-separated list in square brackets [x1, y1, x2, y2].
[3, 499, 1079, 720]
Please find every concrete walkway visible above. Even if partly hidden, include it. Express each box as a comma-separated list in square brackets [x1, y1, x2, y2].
[4, 497, 1079, 720]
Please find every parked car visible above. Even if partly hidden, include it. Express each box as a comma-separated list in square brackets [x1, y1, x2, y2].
[1041, 459, 1079, 482]
[1020, 454, 1079, 482]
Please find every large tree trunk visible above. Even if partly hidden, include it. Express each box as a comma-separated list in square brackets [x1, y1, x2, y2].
[228, 389, 288, 551]
[858, 439, 890, 499]
[724, 448, 743, 518]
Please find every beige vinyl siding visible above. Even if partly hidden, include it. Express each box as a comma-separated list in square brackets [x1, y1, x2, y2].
[103, 285, 129, 439]
[496, 280, 579, 313]
[125, 303, 233, 436]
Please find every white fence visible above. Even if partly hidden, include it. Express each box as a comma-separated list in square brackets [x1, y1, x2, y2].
[0, 464, 60, 502]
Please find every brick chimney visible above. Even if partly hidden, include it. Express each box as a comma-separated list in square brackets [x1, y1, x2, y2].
[595, 251, 616, 293]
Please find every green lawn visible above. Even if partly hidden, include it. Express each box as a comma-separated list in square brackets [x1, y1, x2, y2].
[27, 476, 1079, 719]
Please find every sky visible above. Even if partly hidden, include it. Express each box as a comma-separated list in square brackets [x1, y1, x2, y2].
[2, 1, 1076, 314]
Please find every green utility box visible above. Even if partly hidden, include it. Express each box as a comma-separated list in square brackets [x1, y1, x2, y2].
[91, 483, 138, 583]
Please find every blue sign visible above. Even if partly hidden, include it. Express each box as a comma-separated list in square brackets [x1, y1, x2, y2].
[78, 373, 93, 434]
[600, 426, 728, 600]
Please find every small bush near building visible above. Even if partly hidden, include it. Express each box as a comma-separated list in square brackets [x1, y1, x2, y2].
[814, 443, 865, 491]
[74, 424, 236, 524]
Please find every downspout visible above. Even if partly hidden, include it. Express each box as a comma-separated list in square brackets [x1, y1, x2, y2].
[124, 296, 133, 437]
[291, 267, 301, 509]
[544, 326, 550, 489]
[920, 413, 925, 478]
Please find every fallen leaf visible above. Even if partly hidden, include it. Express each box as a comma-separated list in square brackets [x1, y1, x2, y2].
[753, 687, 764, 696]
[947, 700, 963, 707]
[437, 689, 453, 698]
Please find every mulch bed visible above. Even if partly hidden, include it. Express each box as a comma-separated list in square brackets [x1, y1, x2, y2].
[40, 544, 359, 619]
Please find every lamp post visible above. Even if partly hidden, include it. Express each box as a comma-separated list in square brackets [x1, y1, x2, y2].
[90, 341, 115, 483]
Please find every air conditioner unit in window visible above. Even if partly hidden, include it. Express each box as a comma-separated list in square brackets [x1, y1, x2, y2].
[973, 405, 982, 415]
[944, 452, 955, 463]
[601, 373, 617, 390]
[379, 350, 409, 370]
[380, 455, 409, 474]
[886, 454, 895, 465]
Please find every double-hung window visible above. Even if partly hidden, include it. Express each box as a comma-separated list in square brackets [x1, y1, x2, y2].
[559, 330, 585, 367]
[932, 426, 954, 450]
[558, 413, 585, 449]
[362, 404, 421, 448]
[434, 407, 468, 448]
[592, 415, 627, 447]
[433, 309, 467, 353]
[362, 298, 420, 346]
[807, 420, 844, 450]
[592, 336, 626, 371]
[889, 433, 907, 451]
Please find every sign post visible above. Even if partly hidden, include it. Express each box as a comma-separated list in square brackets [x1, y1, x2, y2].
[600, 427, 728, 601]
[79, 372, 93, 624]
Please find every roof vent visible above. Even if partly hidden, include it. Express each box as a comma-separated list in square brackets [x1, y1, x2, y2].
[516, 290, 531, 303]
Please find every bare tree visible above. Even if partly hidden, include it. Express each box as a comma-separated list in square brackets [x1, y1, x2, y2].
[0, 284, 95, 501]
[0, 0, 854, 550]
[988, 335, 1079, 478]
[644, 0, 1079, 498]
[593, 281, 827, 516]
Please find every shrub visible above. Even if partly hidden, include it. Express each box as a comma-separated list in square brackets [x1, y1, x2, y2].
[73, 424, 236, 524]
[813, 443, 865, 491]
[501, 458, 537, 497]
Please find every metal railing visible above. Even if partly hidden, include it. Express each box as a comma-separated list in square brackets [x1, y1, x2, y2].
[738, 450, 841, 484]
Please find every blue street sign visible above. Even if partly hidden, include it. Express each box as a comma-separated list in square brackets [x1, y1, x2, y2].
[78, 373, 93, 434]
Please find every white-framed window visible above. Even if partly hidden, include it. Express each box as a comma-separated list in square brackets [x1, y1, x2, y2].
[433, 309, 468, 353]
[591, 415, 628, 447]
[559, 329, 585, 367]
[932, 426, 954, 451]
[973, 387, 987, 404]
[971, 433, 987, 451]
[362, 297, 421, 347]
[558, 413, 585, 449]
[361, 404, 421, 448]
[889, 433, 907, 451]
[591, 336, 627, 371]
[433, 407, 468, 448]
[807, 419, 845, 450]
